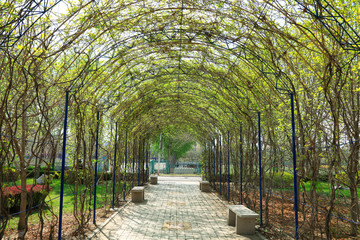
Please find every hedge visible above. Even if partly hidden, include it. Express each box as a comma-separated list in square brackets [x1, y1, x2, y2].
[1, 167, 19, 182]
[2, 184, 51, 214]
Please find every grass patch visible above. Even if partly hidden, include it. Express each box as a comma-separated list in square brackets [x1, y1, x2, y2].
[300, 181, 360, 199]
[4, 178, 127, 231]
[271, 181, 360, 200]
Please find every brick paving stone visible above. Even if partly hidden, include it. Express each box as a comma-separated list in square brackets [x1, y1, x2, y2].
[92, 176, 264, 240]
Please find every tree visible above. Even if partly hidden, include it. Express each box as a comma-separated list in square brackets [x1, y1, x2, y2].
[151, 126, 196, 172]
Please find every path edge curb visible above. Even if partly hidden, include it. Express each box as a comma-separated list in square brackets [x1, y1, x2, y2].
[86, 200, 131, 240]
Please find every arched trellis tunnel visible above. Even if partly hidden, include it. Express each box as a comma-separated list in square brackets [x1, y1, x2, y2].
[0, 0, 360, 239]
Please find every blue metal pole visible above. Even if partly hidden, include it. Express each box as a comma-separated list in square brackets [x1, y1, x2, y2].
[142, 140, 145, 184]
[219, 135, 222, 195]
[291, 93, 299, 240]
[132, 140, 135, 188]
[227, 131, 230, 201]
[240, 124, 243, 204]
[93, 111, 100, 224]
[213, 140, 216, 189]
[146, 146, 149, 179]
[258, 111, 263, 226]
[208, 144, 211, 181]
[138, 139, 141, 186]
[112, 122, 118, 209]
[146, 146, 149, 181]
[124, 128, 128, 200]
[58, 90, 69, 240]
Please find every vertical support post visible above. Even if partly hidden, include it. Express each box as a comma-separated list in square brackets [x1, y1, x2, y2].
[240, 123, 243, 204]
[291, 93, 299, 240]
[146, 146, 149, 180]
[158, 133, 162, 175]
[258, 111, 263, 226]
[132, 139, 135, 188]
[93, 111, 100, 225]
[208, 144, 211, 181]
[138, 139, 141, 186]
[142, 140, 145, 184]
[124, 128, 128, 200]
[227, 130, 230, 201]
[112, 122, 118, 209]
[213, 140, 216, 189]
[58, 90, 69, 240]
[219, 135, 222, 195]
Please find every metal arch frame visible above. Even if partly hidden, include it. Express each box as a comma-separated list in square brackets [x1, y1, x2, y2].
[76, 57, 267, 114]
[104, 60, 237, 95]
[68, 28, 291, 97]
[77, 63, 255, 124]
[127, 101, 231, 137]
[102, 56, 263, 100]
[2, 0, 358, 58]
[104, 66, 254, 117]
[63, 0, 359, 101]
[106, 71, 254, 108]
[52, 0, 274, 91]
[108, 79, 246, 130]
[121, 107, 225, 146]
[128, 30, 290, 92]
[129, 115, 217, 144]
[122, 102, 223, 130]
[0, 0, 63, 49]
[114, 88, 241, 131]
[294, 0, 360, 52]
[132, 104, 221, 129]
[71, 43, 286, 119]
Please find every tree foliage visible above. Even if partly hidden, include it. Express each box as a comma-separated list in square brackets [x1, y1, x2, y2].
[151, 126, 196, 161]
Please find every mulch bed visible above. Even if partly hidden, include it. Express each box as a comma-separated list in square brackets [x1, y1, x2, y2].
[3, 202, 128, 239]
[213, 183, 359, 239]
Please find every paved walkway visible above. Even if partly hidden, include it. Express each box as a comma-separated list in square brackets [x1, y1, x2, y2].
[92, 176, 263, 240]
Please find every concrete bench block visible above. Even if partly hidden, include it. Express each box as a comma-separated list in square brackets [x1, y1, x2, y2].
[131, 186, 145, 203]
[150, 175, 158, 185]
[227, 205, 259, 235]
[236, 216, 257, 235]
[200, 181, 210, 192]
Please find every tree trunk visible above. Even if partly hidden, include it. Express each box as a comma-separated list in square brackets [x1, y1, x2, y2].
[18, 99, 28, 238]
[349, 92, 360, 236]
[349, 152, 359, 236]
[171, 153, 176, 173]
[349, 126, 359, 236]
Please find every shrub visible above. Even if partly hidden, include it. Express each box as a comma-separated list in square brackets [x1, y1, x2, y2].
[335, 171, 360, 187]
[27, 168, 60, 179]
[101, 171, 114, 181]
[318, 173, 329, 182]
[1, 167, 19, 182]
[65, 170, 93, 184]
[51, 171, 61, 179]
[266, 172, 294, 188]
[2, 185, 51, 213]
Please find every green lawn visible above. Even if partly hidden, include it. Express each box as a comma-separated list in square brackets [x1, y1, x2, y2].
[204, 167, 360, 200]
[270, 181, 360, 200]
[300, 181, 360, 199]
[4, 178, 128, 230]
